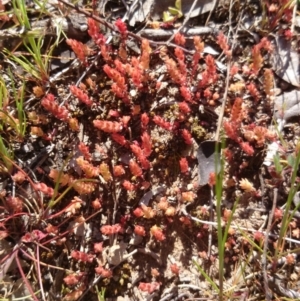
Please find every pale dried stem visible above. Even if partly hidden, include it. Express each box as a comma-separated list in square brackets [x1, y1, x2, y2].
[263, 188, 278, 301]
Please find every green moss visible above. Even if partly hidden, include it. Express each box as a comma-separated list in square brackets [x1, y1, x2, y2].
[191, 118, 207, 139]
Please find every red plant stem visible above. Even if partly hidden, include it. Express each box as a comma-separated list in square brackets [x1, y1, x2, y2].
[45, 199, 83, 220]
[43, 179, 99, 218]
[2, 212, 31, 223]
[15, 254, 40, 301]
[0, 243, 19, 271]
[19, 248, 73, 273]
[36, 244, 46, 301]
[41, 210, 101, 246]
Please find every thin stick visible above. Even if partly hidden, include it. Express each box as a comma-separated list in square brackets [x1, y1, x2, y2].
[215, 0, 240, 141]
[183, 210, 300, 245]
[36, 244, 46, 301]
[205, 0, 220, 26]
[56, 0, 192, 52]
[215, 89, 230, 136]
[290, 0, 298, 34]
[262, 188, 278, 301]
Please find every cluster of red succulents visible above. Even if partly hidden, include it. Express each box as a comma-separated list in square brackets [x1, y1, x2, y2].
[71, 250, 95, 263]
[223, 96, 276, 157]
[41, 93, 69, 121]
[38, 17, 277, 169]
[0, 0, 296, 300]
[69, 85, 93, 106]
[100, 223, 123, 235]
[6, 7, 292, 299]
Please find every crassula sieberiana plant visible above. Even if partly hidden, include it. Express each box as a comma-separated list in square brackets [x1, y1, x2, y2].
[1, 4, 287, 298]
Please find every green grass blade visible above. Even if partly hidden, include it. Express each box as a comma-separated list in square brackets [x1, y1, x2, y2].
[193, 259, 220, 293]
[0, 136, 13, 173]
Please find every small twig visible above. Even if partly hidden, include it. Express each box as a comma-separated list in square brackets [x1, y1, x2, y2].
[185, 298, 215, 301]
[183, 209, 300, 245]
[77, 275, 102, 301]
[290, 0, 298, 34]
[140, 27, 218, 39]
[120, 0, 130, 11]
[262, 188, 278, 301]
[49, 58, 81, 83]
[138, 247, 162, 265]
[159, 293, 176, 301]
[181, 205, 218, 227]
[205, 0, 220, 26]
[111, 169, 122, 225]
[215, 53, 230, 141]
[215, 0, 240, 141]
[178, 284, 202, 290]
[123, 249, 138, 261]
